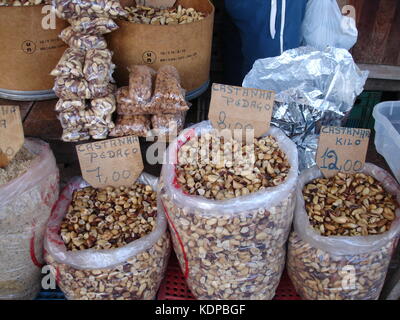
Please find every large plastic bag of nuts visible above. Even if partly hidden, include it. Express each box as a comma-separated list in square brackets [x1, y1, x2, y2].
[159, 121, 299, 300]
[44, 173, 170, 300]
[288, 164, 400, 300]
[0, 139, 59, 300]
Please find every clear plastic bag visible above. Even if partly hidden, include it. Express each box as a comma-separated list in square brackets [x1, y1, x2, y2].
[151, 112, 186, 137]
[58, 110, 89, 142]
[89, 126, 110, 140]
[68, 17, 119, 35]
[88, 82, 116, 99]
[54, 76, 91, 100]
[149, 65, 189, 113]
[60, 27, 108, 50]
[116, 86, 131, 105]
[91, 93, 116, 116]
[55, 99, 86, 113]
[128, 65, 156, 103]
[53, 0, 127, 20]
[53, 0, 91, 19]
[287, 164, 400, 300]
[109, 115, 151, 138]
[44, 174, 171, 300]
[58, 110, 87, 130]
[83, 49, 115, 83]
[0, 139, 59, 300]
[84, 111, 114, 131]
[61, 129, 90, 142]
[58, 109, 114, 141]
[159, 121, 299, 300]
[116, 86, 153, 115]
[301, 0, 358, 50]
[0, 0, 51, 5]
[50, 48, 85, 78]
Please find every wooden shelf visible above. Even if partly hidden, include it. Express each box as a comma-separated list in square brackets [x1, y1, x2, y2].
[359, 64, 400, 81]
[358, 64, 400, 92]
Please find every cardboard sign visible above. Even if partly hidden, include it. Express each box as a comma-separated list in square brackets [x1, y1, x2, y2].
[135, 0, 176, 8]
[316, 126, 370, 178]
[76, 136, 144, 188]
[208, 83, 275, 138]
[0, 105, 24, 168]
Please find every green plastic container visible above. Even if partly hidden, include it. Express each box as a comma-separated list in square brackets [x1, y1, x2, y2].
[346, 91, 382, 129]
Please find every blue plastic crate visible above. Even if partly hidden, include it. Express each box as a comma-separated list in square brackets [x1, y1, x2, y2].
[35, 288, 65, 300]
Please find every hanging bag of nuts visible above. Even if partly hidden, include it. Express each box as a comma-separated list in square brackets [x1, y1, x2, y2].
[288, 164, 400, 300]
[44, 173, 170, 300]
[159, 121, 299, 300]
[148, 65, 189, 114]
[53, 0, 127, 20]
[0, 138, 59, 300]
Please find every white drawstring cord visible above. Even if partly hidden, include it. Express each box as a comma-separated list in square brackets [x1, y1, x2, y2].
[270, 0, 277, 39]
[280, 0, 286, 54]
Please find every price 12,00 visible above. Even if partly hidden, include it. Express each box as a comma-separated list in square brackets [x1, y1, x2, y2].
[320, 148, 363, 173]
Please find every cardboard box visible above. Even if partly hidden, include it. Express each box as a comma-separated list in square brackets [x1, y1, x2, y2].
[107, 0, 214, 93]
[0, 5, 68, 92]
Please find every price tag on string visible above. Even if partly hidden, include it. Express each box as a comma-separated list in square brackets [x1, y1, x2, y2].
[208, 83, 275, 138]
[76, 136, 144, 188]
[0, 105, 24, 168]
[316, 126, 370, 178]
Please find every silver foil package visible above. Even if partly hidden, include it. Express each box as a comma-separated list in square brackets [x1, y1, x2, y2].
[243, 46, 368, 170]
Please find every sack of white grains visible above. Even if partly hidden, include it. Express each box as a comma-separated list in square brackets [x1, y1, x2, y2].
[0, 139, 59, 300]
[159, 121, 299, 299]
[287, 164, 400, 300]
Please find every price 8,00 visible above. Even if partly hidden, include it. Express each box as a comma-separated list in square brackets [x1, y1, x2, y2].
[217, 111, 254, 130]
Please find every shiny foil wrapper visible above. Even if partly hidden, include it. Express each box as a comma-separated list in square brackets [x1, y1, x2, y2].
[243, 46, 368, 170]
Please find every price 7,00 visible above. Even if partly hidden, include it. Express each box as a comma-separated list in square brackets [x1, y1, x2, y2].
[320, 148, 363, 172]
[86, 167, 132, 184]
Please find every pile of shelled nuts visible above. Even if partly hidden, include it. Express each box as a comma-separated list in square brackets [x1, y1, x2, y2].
[122, 4, 206, 25]
[0, 0, 50, 6]
[60, 183, 157, 251]
[287, 231, 395, 300]
[160, 124, 299, 299]
[46, 233, 170, 300]
[45, 178, 171, 300]
[287, 166, 400, 300]
[110, 65, 189, 139]
[176, 132, 290, 199]
[302, 172, 397, 237]
[52, 0, 128, 141]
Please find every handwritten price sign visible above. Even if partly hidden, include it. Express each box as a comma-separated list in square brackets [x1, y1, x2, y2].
[208, 83, 275, 137]
[76, 136, 144, 188]
[0, 105, 24, 168]
[316, 126, 370, 178]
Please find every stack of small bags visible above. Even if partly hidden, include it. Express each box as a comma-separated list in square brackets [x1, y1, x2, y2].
[51, 0, 127, 141]
[111, 65, 189, 139]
